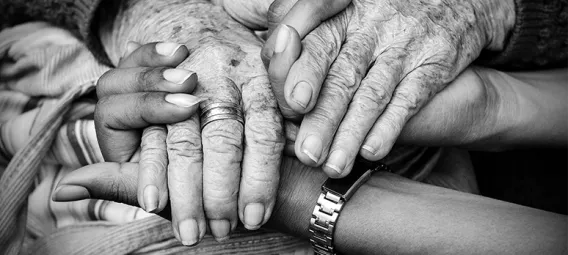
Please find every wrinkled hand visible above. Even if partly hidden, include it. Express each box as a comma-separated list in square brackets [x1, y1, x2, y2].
[98, 1, 284, 244]
[262, 0, 515, 178]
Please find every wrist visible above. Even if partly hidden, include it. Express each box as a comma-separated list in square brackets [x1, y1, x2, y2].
[266, 157, 327, 238]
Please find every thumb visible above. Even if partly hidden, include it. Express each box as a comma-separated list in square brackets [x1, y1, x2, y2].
[262, 0, 351, 66]
[52, 162, 173, 220]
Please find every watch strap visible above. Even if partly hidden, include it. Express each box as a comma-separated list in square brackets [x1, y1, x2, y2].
[309, 161, 389, 255]
[309, 191, 344, 255]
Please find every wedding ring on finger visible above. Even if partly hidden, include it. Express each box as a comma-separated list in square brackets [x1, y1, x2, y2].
[200, 102, 244, 129]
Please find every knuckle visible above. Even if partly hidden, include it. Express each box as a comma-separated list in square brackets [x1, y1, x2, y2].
[244, 119, 285, 155]
[319, 81, 351, 109]
[140, 157, 167, 175]
[96, 71, 114, 97]
[136, 67, 162, 91]
[365, 66, 397, 87]
[353, 84, 391, 111]
[326, 68, 357, 94]
[309, 103, 340, 128]
[105, 164, 137, 204]
[166, 125, 202, 159]
[381, 110, 405, 133]
[202, 122, 243, 152]
[241, 172, 278, 196]
[336, 126, 362, 142]
[141, 126, 166, 144]
[391, 87, 422, 113]
[304, 24, 341, 59]
[203, 182, 238, 202]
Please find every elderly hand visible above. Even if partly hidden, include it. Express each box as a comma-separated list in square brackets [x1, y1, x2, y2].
[262, 0, 516, 178]
[97, 1, 284, 245]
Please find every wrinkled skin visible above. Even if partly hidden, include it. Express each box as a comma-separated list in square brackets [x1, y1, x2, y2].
[99, 0, 284, 242]
[259, 0, 515, 178]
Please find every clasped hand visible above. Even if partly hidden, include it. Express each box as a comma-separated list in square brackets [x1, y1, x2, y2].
[67, 0, 516, 246]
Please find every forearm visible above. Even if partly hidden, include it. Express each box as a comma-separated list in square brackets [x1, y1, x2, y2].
[400, 67, 567, 151]
[472, 68, 568, 150]
[270, 157, 566, 254]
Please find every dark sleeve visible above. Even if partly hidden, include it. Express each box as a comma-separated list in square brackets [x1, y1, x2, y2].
[0, 0, 112, 66]
[477, 0, 567, 71]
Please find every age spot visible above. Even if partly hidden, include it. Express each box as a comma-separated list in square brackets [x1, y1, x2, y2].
[230, 59, 241, 67]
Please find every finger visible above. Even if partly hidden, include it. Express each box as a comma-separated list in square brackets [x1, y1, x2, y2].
[265, 0, 297, 35]
[239, 75, 285, 231]
[267, 24, 302, 119]
[361, 67, 448, 161]
[262, 0, 352, 66]
[199, 83, 244, 241]
[322, 48, 406, 178]
[137, 126, 168, 213]
[293, 32, 377, 168]
[282, 18, 348, 114]
[53, 163, 138, 204]
[97, 67, 197, 98]
[95, 92, 201, 162]
[52, 162, 173, 221]
[166, 117, 206, 246]
[119, 42, 189, 68]
[284, 121, 299, 156]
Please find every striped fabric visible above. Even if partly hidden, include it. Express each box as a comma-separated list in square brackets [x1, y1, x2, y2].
[0, 22, 440, 255]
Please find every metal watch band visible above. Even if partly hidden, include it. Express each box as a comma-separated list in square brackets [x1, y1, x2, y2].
[309, 161, 389, 255]
[309, 191, 344, 255]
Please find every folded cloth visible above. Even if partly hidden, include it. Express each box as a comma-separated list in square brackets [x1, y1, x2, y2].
[0, 22, 443, 255]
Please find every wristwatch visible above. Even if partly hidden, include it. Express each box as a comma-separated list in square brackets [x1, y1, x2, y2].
[309, 160, 390, 255]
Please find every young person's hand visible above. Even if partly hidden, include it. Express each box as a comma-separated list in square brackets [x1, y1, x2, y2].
[94, 41, 207, 246]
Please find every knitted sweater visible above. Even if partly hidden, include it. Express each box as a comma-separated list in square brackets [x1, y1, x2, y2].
[0, 0, 566, 69]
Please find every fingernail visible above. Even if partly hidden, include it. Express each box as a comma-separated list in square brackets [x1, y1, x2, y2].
[326, 150, 347, 177]
[163, 69, 195, 85]
[52, 185, 90, 201]
[143, 185, 159, 213]
[244, 203, 265, 230]
[291, 81, 313, 109]
[301, 135, 323, 164]
[361, 137, 381, 157]
[274, 25, 290, 54]
[165, 94, 202, 107]
[178, 219, 199, 246]
[361, 145, 377, 156]
[209, 219, 231, 242]
[155, 42, 182, 56]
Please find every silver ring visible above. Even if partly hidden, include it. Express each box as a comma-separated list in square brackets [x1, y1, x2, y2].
[200, 102, 244, 129]
[201, 102, 242, 114]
